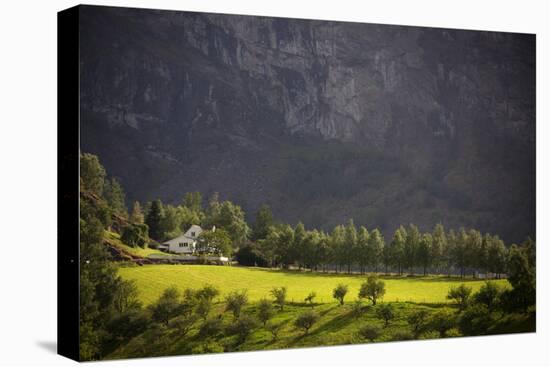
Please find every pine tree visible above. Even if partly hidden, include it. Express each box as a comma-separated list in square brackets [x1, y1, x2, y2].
[130, 201, 144, 224]
[343, 219, 357, 273]
[253, 205, 274, 241]
[145, 199, 164, 241]
[103, 178, 127, 217]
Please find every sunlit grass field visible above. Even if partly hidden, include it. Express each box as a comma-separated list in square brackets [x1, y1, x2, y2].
[118, 265, 509, 305]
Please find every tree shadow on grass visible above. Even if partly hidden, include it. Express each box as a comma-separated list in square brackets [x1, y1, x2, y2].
[306, 308, 356, 337]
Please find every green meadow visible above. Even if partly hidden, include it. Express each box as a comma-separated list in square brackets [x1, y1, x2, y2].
[118, 265, 509, 306]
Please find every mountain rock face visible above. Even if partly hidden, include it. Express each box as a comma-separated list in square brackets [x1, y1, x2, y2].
[79, 6, 535, 243]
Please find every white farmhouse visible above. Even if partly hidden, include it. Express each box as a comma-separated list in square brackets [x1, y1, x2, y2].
[160, 224, 203, 254]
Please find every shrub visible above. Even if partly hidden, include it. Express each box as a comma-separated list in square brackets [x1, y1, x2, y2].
[196, 285, 220, 302]
[270, 287, 287, 311]
[198, 317, 224, 338]
[180, 288, 198, 316]
[191, 341, 224, 354]
[113, 279, 141, 313]
[391, 330, 415, 341]
[294, 311, 320, 335]
[266, 321, 284, 341]
[195, 297, 213, 320]
[225, 290, 248, 319]
[150, 286, 182, 325]
[350, 300, 365, 318]
[447, 284, 472, 312]
[168, 314, 199, 337]
[121, 223, 149, 248]
[458, 304, 493, 336]
[106, 310, 149, 341]
[473, 281, 502, 311]
[227, 314, 258, 344]
[257, 299, 274, 326]
[506, 244, 536, 312]
[375, 303, 395, 327]
[333, 284, 349, 306]
[358, 275, 386, 305]
[428, 309, 457, 337]
[358, 325, 381, 342]
[406, 309, 430, 338]
[417, 330, 440, 340]
[304, 292, 317, 307]
[445, 328, 462, 337]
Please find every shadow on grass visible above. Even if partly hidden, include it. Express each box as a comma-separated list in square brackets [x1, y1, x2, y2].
[307, 308, 356, 337]
[235, 267, 499, 283]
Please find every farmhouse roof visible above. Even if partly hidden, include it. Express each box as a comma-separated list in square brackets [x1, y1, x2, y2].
[162, 224, 203, 245]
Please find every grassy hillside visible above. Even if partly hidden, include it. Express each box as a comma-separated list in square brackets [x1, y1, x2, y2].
[106, 301, 441, 359]
[106, 295, 533, 360]
[104, 230, 167, 258]
[118, 265, 510, 305]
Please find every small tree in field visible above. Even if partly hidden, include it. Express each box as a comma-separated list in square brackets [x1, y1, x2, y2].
[304, 292, 317, 308]
[198, 318, 223, 338]
[358, 275, 386, 305]
[266, 321, 284, 341]
[407, 309, 430, 338]
[151, 286, 181, 326]
[294, 311, 319, 335]
[225, 290, 248, 319]
[428, 309, 456, 337]
[270, 287, 287, 311]
[358, 325, 381, 342]
[375, 303, 395, 327]
[351, 300, 365, 318]
[228, 314, 258, 344]
[257, 299, 274, 326]
[196, 285, 220, 302]
[447, 284, 472, 312]
[168, 314, 199, 337]
[195, 297, 213, 320]
[333, 284, 349, 306]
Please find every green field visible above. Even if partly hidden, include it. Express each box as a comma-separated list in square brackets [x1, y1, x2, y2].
[118, 265, 510, 305]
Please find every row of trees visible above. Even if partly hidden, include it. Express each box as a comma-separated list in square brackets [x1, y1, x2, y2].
[82, 152, 535, 279]
[251, 220, 533, 279]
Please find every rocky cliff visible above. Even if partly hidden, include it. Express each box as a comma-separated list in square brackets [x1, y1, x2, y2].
[79, 5, 535, 243]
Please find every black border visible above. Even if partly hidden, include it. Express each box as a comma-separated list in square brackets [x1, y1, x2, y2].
[57, 5, 81, 362]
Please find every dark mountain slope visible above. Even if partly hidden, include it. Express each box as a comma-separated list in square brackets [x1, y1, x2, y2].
[79, 6, 535, 243]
